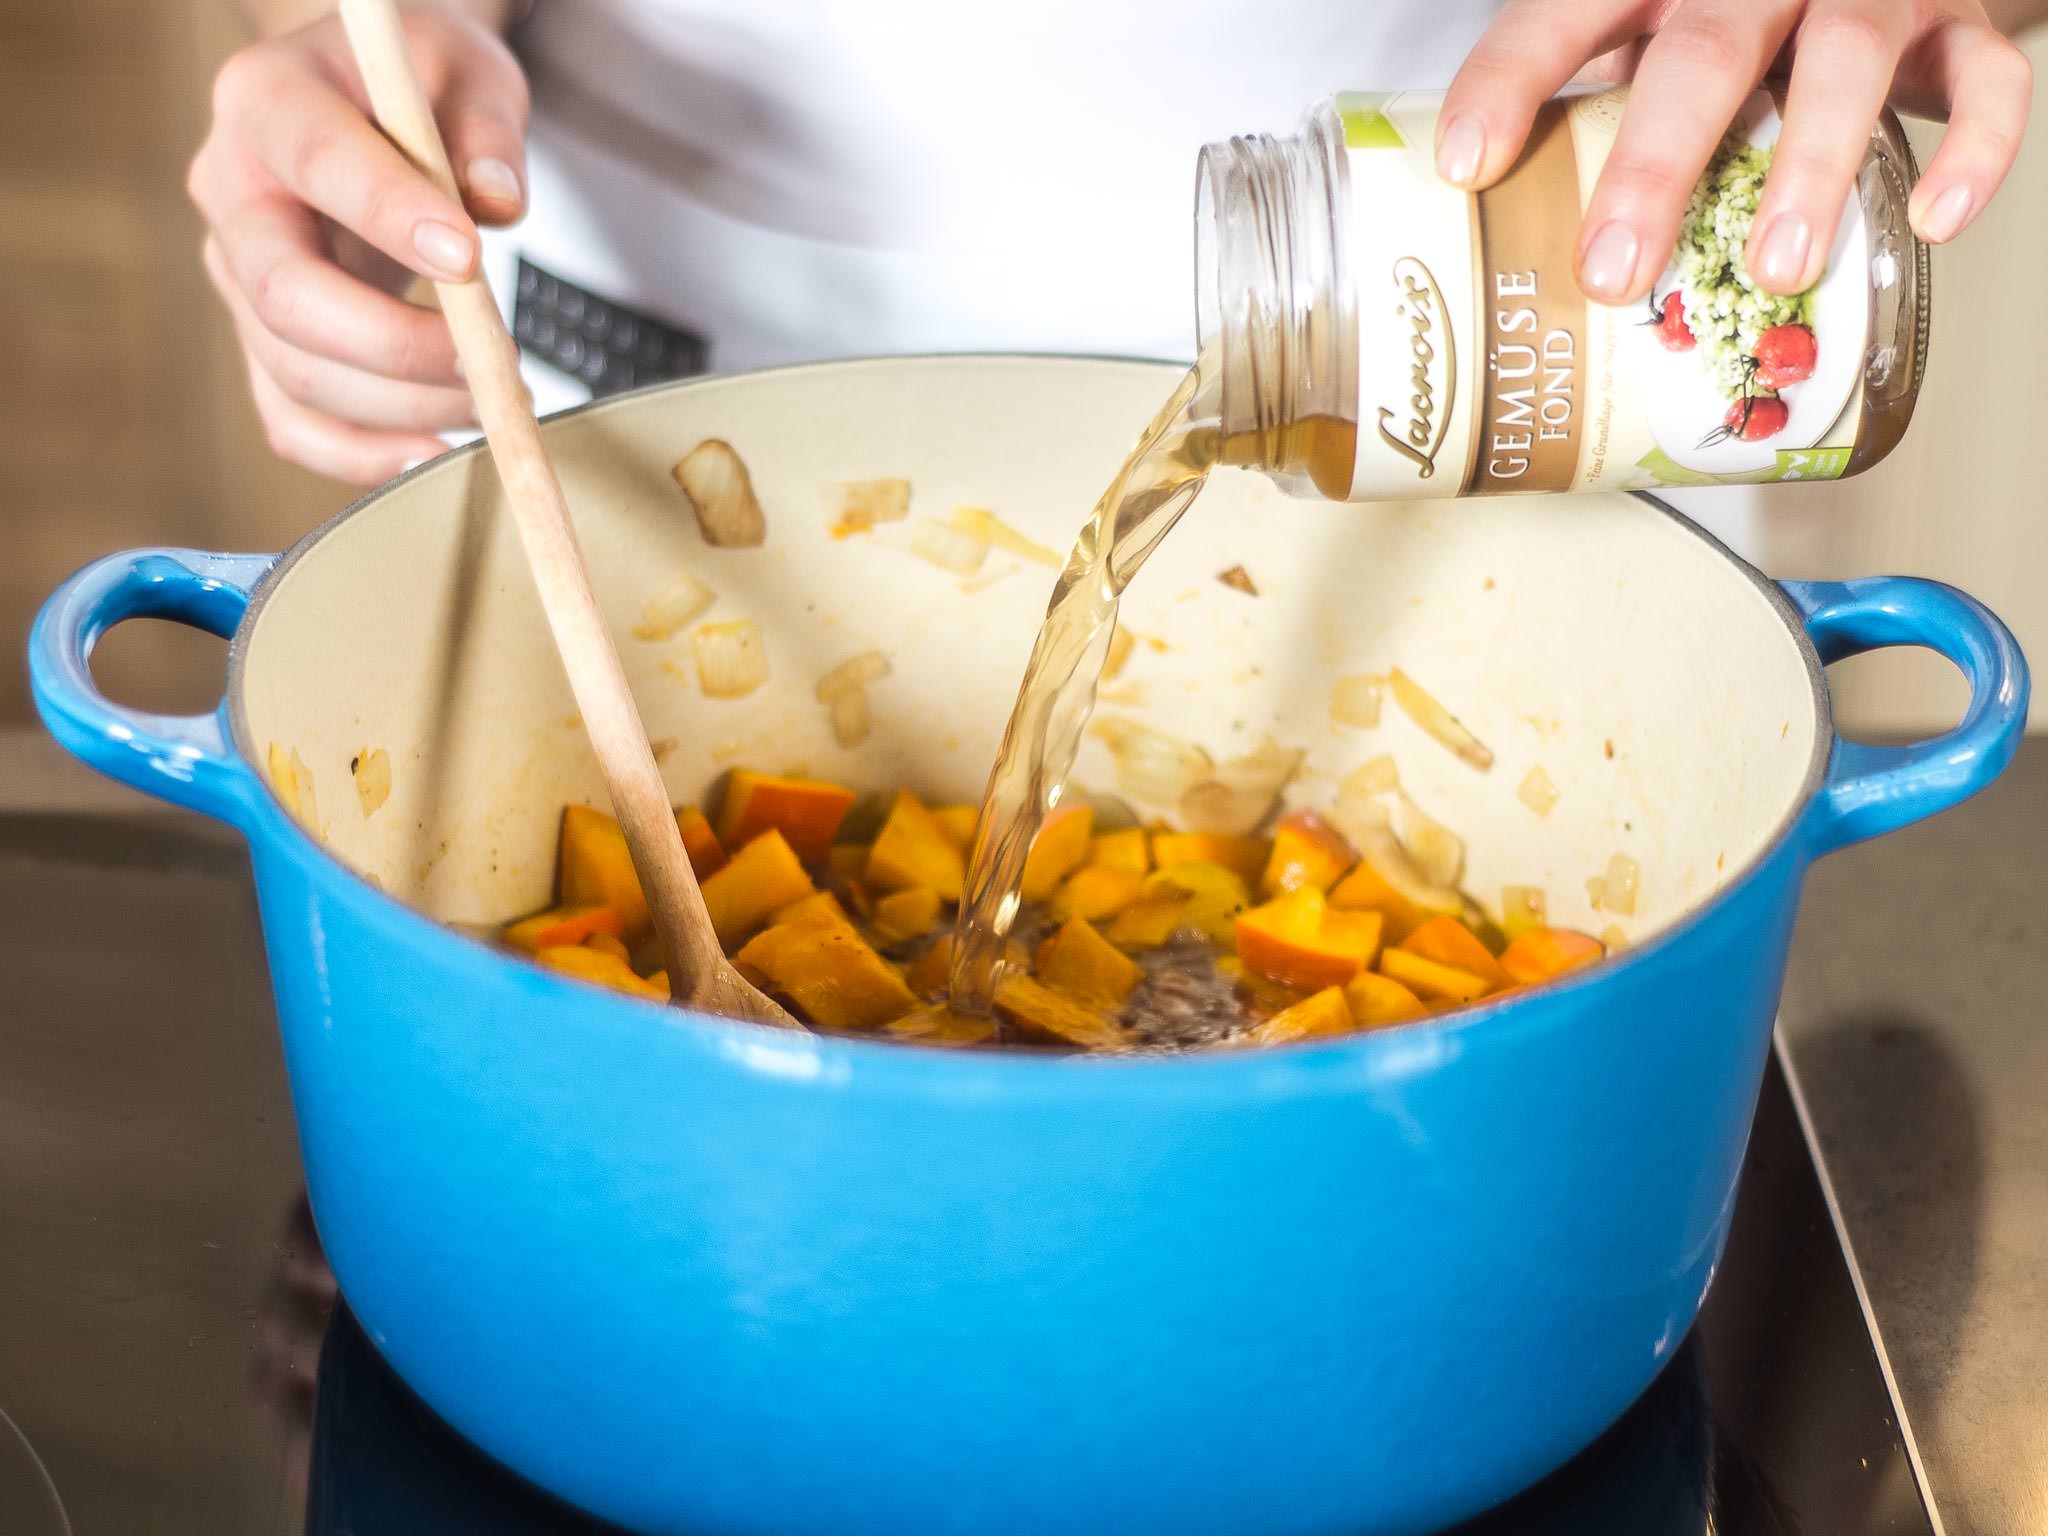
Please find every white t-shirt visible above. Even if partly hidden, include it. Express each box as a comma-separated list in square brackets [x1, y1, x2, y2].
[484, 0, 1503, 410]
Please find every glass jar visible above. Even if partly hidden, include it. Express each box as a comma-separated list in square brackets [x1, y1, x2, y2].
[1195, 88, 1928, 499]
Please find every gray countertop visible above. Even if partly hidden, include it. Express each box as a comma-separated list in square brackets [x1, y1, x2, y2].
[0, 726, 2041, 1533]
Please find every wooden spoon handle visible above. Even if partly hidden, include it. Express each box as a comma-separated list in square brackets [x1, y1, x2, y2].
[336, 0, 766, 1016]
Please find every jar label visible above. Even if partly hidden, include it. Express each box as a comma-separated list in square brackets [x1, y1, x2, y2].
[1338, 89, 1870, 498]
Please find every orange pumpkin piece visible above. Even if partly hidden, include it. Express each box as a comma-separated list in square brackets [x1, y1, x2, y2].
[1151, 832, 1269, 888]
[870, 885, 944, 945]
[886, 1004, 997, 1047]
[903, 932, 1029, 995]
[769, 890, 851, 928]
[1329, 857, 1462, 943]
[1051, 866, 1146, 923]
[933, 805, 981, 851]
[865, 791, 966, 901]
[1259, 811, 1358, 897]
[535, 943, 668, 1000]
[715, 771, 856, 866]
[1377, 946, 1491, 1004]
[699, 829, 816, 949]
[1343, 971, 1429, 1028]
[585, 931, 632, 962]
[1106, 894, 1192, 950]
[558, 805, 651, 936]
[1236, 887, 1384, 991]
[1397, 915, 1509, 989]
[1245, 986, 1357, 1047]
[1499, 927, 1606, 986]
[735, 906, 918, 1030]
[994, 974, 1129, 1050]
[504, 903, 627, 953]
[1035, 917, 1145, 1009]
[1087, 828, 1151, 876]
[675, 807, 727, 878]
[1020, 804, 1094, 900]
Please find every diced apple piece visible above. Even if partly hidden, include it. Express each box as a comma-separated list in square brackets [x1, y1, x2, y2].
[865, 791, 966, 901]
[1051, 866, 1147, 923]
[1151, 832, 1269, 888]
[1139, 861, 1250, 945]
[1236, 887, 1383, 991]
[700, 829, 815, 950]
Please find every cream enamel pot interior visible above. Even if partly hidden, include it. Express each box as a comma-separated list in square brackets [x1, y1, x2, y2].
[30, 356, 2026, 1536]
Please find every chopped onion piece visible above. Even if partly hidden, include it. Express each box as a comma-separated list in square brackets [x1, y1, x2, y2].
[1092, 717, 1214, 805]
[1518, 764, 1560, 816]
[1178, 737, 1304, 835]
[951, 506, 1060, 567]
[815, 649, 890, 701]
[1329, 788, 1392, 847]
[632, 572, 716, 640]
[1397, 792, 1466, 889]
[1602, 852, 1640, 917]
[1343, 754, 1399, 797]
[908, 517, 990, 575]
[691, 618, 769, 699]
[1600, 924, 1630, 952]
[1388, 667, 1493, 771]
[673, 439, 766, 547]
[1501, 884, 1547, 939]
[1330, 673, 1385, 730]
[1586, 875, 1607, 910]
[1102, 626, 1137, 681]
[351, 746, 391, 818]
[829, 688, 870, 747]
[825, 478, 910, 537]
[1356, 825, 1464, 917]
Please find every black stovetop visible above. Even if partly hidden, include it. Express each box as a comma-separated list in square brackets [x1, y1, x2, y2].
[0, 810, 1938, 1535]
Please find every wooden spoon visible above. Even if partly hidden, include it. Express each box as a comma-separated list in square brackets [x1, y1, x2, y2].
[337, 0, 794, 1028]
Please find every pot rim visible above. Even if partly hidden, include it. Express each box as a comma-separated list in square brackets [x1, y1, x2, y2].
[223, 352, 1834, 1075]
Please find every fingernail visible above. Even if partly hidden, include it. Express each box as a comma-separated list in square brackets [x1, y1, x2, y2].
[1752, 214, 1811, 290]
[1919, 183, 1973, 243]
[1578, 221, 1639, 301]
[1436, 115, 1485, 187]
[412, 220, 474, 281]
[465, 156, 523, 208]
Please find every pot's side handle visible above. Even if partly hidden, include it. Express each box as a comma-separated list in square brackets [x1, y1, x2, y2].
[1782, 576, 2030, 854]
[28, 549, 276, 827]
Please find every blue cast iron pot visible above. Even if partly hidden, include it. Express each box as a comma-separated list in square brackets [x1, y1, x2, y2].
[28, 358, 2028, 1535]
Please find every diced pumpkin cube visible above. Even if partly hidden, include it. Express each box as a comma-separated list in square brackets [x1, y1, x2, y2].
[1035, 917, 1145, 1009]
[1328, 856, 1459, 943]
[1087, 828, 1151, 876]
[504, 903, 627, 952]
[1236, 887, 1383, 991]
[1139, 861, 1250, 945]
[676, 806, 727, 878]
[769, 890, 851, 928]
[1020, 804, 1094, 901]
[994, 974, 1128, 1050]
[715, 771, 856, 866]
[828, 843, 870, 883]
[933, 804, 981, 851]
[1245, 986, 1357, 1047]
[1259, 811, 1358, 896]
[886, 1004, 997, 1047]
[1343, 971, 1428, 1028]
[1499, 927, 1605, 986]
[585, 931, 632, 962]
[871, 885, 944, 945]
[1106, 894, 1193, 951]
[1151, 832, 1269, 887]
[904, 932, 1028, 995]
[1398, 915, 1508, 989]
[1378, 946, 1492, 1004]
[558, 805, 651, 936]
[735, 907, 918, 1031]
[1051, 866, 1146, 923]
[866, 791, 966, 901]
[700, 829, 816, 949]
[535, 943, 668, 1000]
